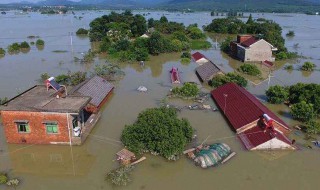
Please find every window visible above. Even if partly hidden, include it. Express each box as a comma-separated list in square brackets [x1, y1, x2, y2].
[45, 123, 58, 134]
[17, 122, 30, 133]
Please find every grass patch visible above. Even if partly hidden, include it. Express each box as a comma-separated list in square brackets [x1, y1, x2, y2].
[190, 40, 212, 50]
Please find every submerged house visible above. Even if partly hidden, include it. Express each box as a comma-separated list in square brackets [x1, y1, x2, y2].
[211, 83, 295, 150]
[192, 52, 209, 64]
[0, 76, 113, 145]
[195, 61, 224, 83]
[230, 35, 277, 62]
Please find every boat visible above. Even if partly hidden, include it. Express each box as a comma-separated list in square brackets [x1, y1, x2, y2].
[170, 67, 180, 84]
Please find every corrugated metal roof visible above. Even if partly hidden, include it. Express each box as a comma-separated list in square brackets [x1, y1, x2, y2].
[195, 61, 222, 82]
[238, 126, 292, 150]
[75, 76, 114, 107]
[211, 83, 289, 131]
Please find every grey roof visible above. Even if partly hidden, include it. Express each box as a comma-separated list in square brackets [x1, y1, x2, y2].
[0, 85, 91, 113]
[195, 61, 223, 82]
[71, 76, 114, 107]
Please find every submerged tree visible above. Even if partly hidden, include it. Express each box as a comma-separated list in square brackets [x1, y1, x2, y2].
[291, 101, 314, 122]
[266, 85, 289, 104]
[106, 166, 134, 186]
[121, 107, 193, 160]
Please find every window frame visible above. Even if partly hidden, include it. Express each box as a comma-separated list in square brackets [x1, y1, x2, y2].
[16, 122, 30, 133]
[44, 122, 59, 134]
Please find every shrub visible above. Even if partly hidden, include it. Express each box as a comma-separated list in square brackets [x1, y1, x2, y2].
[76, 28, 89, 35]
[238, 64, 261, 76]
[220, 37, 232, 53]
[181, 58, 191, 64]
[36, 39, 45, 46]
[0, 173, 8, 184]
[210, 73, 248, 88]
[306, 120, 320, 135]
[121, 107, 193, 159]
[172, 83, 199, 97]
[40, 73, 50, 82]
[301, 61, 316, 71]
[20, 41, 30, 49]
[286, 30, 295, 37]
[106, 166, 134, 186]
[284, 65, 293, 70]
[266, 85, 289, 104]
[181, 52, 191, 59]
[0, 48, 5, 55]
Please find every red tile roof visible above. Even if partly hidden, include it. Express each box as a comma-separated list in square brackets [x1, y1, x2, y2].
[211, 83, 289, 131]
[238, 126, 292, 150]
[241, 37, 260, 47]
[192, 52, 207, 61]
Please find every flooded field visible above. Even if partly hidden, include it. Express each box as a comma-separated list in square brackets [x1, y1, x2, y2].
[0, 11, 320, 189]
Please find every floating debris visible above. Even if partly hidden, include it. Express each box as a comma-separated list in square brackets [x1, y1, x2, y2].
[137, 86, 147, 92]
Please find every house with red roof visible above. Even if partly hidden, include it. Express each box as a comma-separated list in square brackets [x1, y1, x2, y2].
[230, 35, 277, 62]
[211, 83, 295, 150]
[192, 52, 209, 64]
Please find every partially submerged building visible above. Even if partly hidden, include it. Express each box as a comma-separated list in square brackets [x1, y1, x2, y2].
[0, 76, 114, 145]
[230, 35, 277, 62]
[211, 83, 295, 150]
[192, 52, 209, 64]
[195, 61, 224, 83]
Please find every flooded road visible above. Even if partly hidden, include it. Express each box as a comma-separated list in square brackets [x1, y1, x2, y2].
[0, 11, 320, 189]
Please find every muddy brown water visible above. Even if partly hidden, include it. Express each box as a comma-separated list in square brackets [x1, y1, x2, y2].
[0, 11, 320, 190]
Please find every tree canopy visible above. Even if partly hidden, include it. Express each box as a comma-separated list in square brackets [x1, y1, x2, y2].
[265, 85, 289, 104]
[121, 107, 193, 160]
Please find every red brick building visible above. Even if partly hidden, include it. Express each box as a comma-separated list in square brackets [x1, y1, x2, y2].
[0, 76, 114, 145]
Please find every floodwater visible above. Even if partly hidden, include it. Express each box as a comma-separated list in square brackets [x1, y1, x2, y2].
[0, 11, 320, 190]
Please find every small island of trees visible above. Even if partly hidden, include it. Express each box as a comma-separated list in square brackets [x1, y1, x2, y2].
[301, 61, 316, 72]
[76, 28, 89, 36]
[89, 10, 210, 62]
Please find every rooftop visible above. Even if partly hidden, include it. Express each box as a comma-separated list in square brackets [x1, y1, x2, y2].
[211, 83, 289, 131]
[70, 76, 114, 107]
[195, 61, 223, 82]
[1, 85, 91, 113]
[192, 52, 208, 62]
[238, 126, 292, 150]
[240, 36, 260, 47]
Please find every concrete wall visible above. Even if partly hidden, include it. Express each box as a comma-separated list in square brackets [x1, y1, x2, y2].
[253, 138, 294, 150]
[1, 111, 73, 145]
[243, 40, 273, 62]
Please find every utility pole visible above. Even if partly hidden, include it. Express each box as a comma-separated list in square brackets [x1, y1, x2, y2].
[267, 71, 274, 88]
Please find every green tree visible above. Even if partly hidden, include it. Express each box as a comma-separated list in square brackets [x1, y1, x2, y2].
[160, 16, 168, 23]
[286, 30, 295, 37]
[266, 85, 289, 104]
[181, 52, 191, 59]
[291, 101, 314, 122]
[148, 18, 155, 28]
[70, 71, 86, 86]
[301, 61, 316, 71]
[186, 27, 205, 39]
[0, 48, 5, 55]
[246, 14, 254, 24]
[220, 37, 232, 53]
[8, 43, 21, 53]
[0, 173, 8, 184]
[76, 28, 89, 35]
[306, 120, 320, 135]
[148, 31, 164, 55]
[36, 39, 45, 46]
[121, 107, 193, 160]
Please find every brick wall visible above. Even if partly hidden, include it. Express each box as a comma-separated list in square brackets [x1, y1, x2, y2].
[1, 111, 72, 145]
